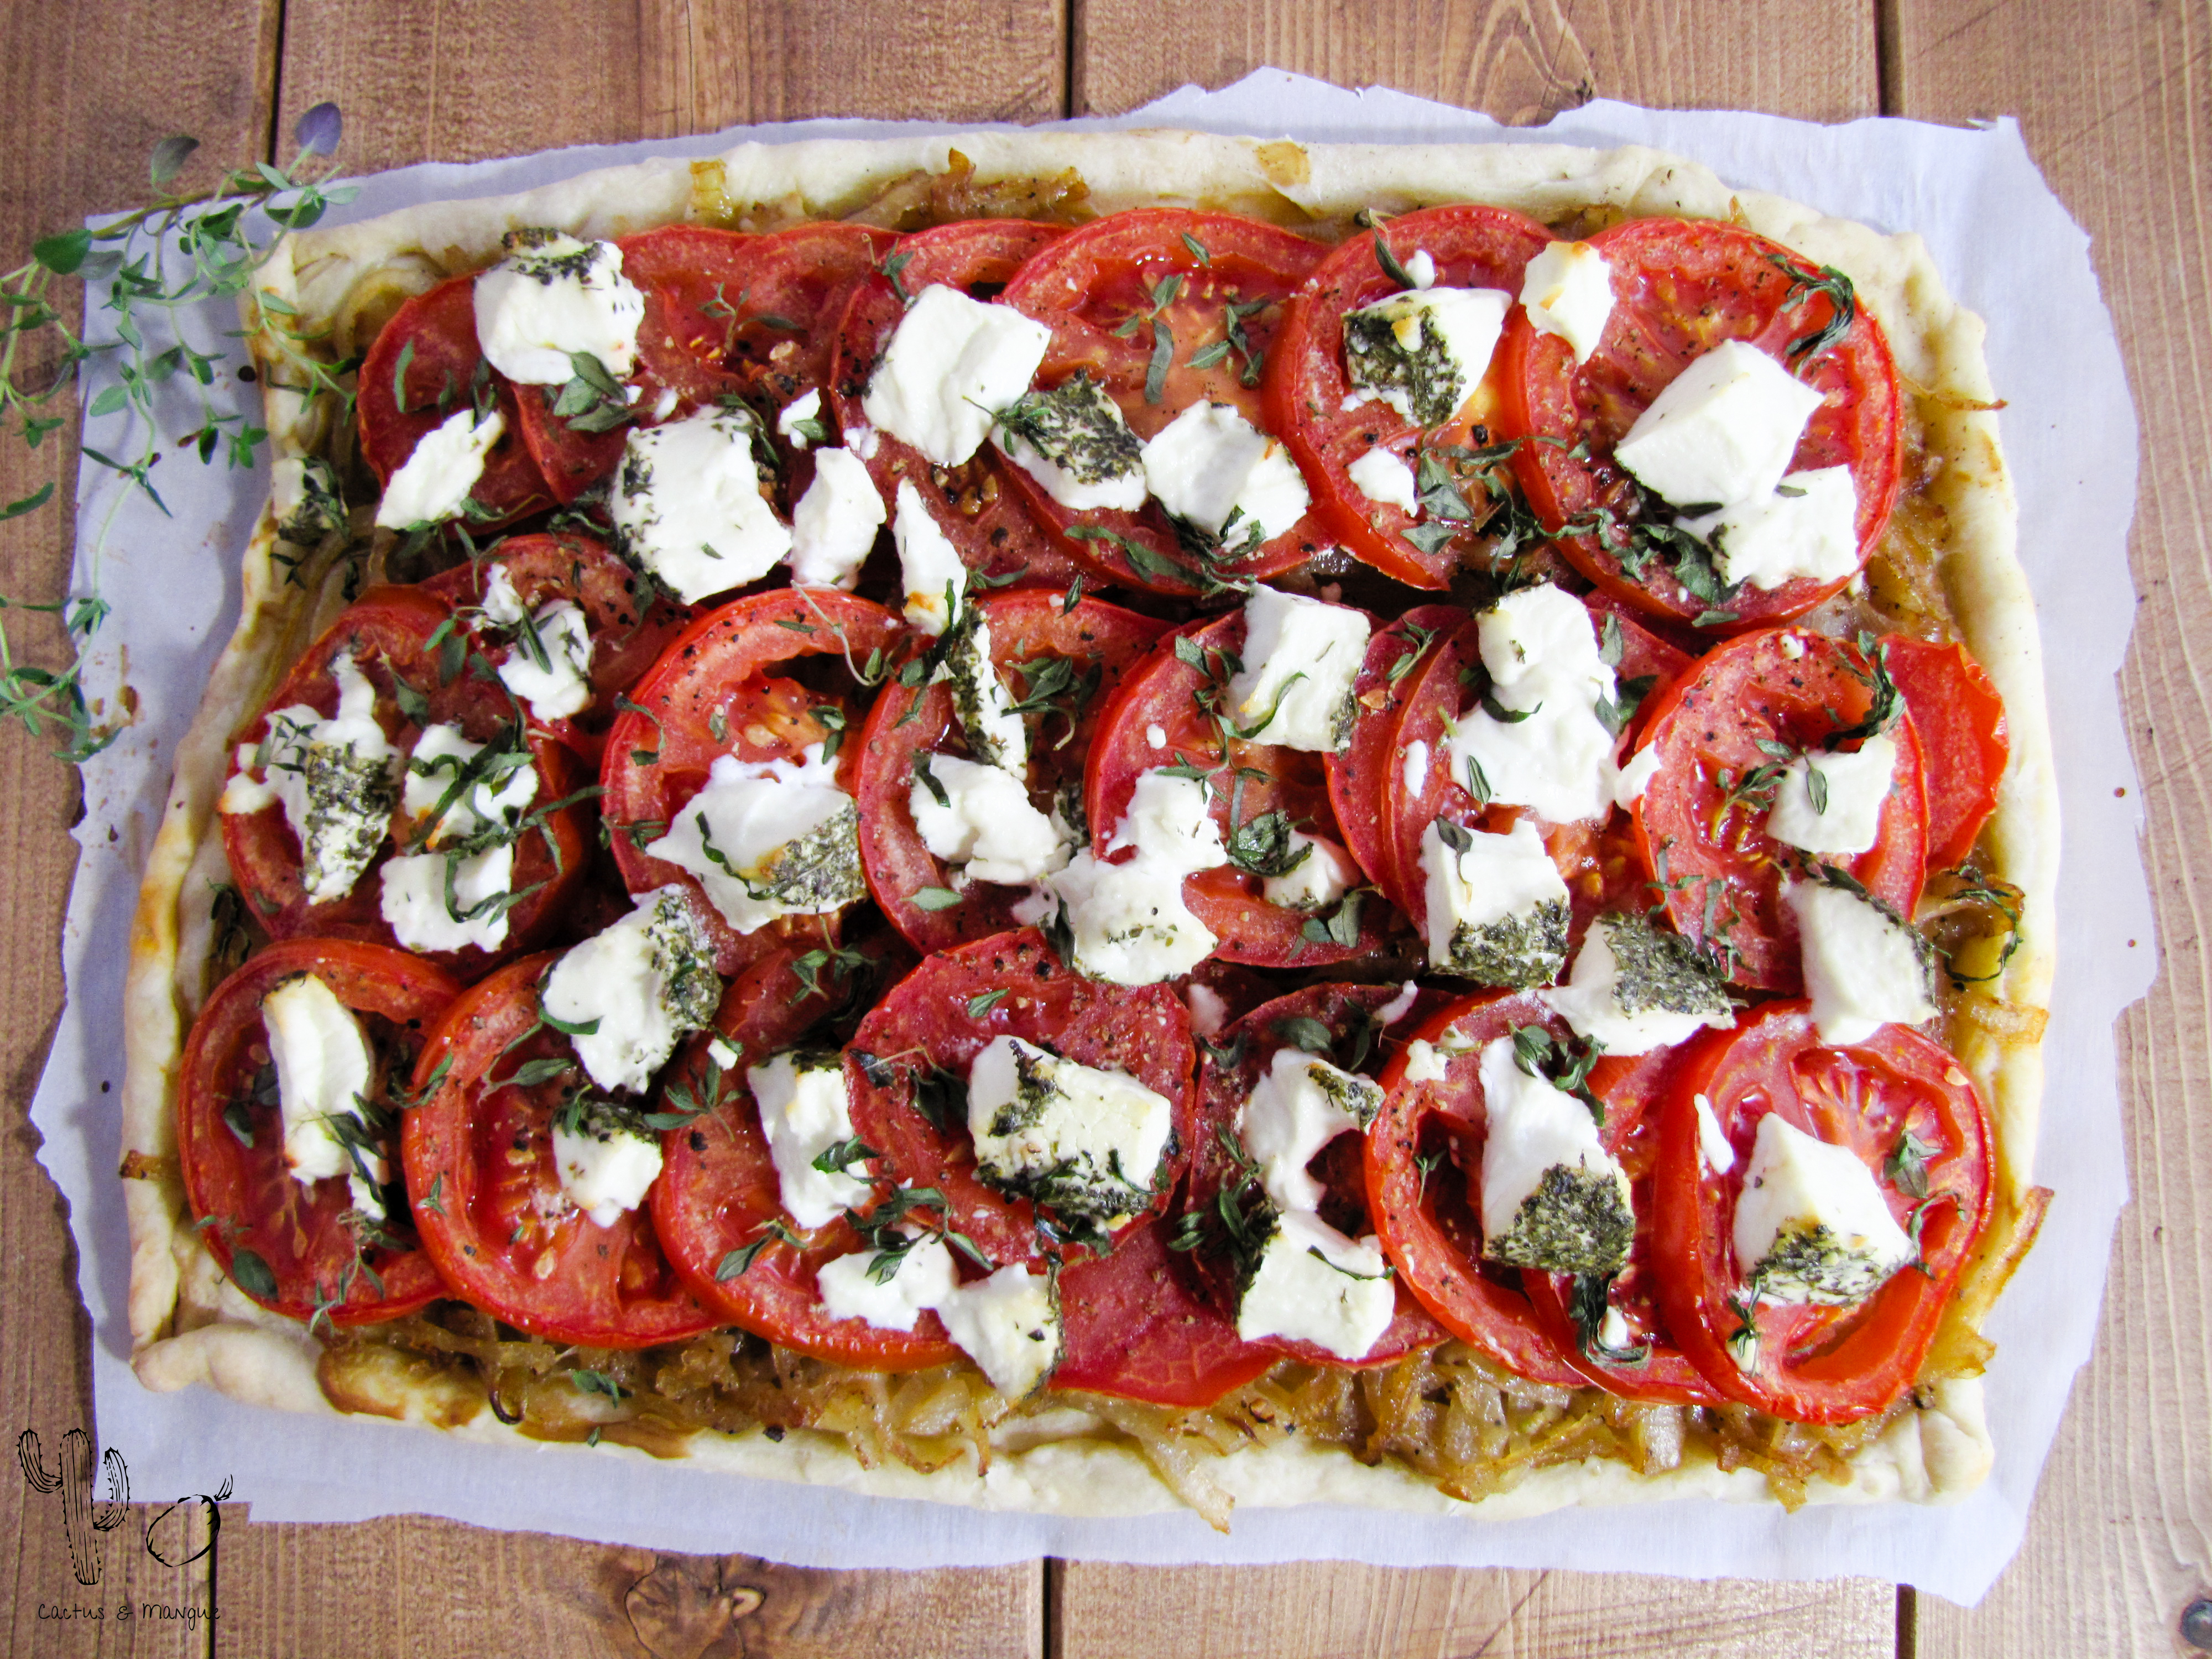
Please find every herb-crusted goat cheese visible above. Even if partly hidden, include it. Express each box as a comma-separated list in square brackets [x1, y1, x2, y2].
[1419, 816, 1571, 987]
[1733, 1113, 1916, 1306]
[966, 1035, 1173, 1228]
[992, 373, 1147, 510]
[1477, 1036, 1634, 1276]
[1342, 286, 1510, 426]
[1543, 912, 1734, 1055]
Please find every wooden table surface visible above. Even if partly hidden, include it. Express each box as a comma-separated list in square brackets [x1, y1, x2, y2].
[2, 1, 2204, 1653]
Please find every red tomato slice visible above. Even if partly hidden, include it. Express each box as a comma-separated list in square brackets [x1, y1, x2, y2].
[1363, 990, 1590, 1389]
[1084, 610, 1397, 968]
[220, 584, 591, 977]
[1265, 205, 1557, 589]
[843, 928, 1196, 1269]
[854, 588, 1167, 953]
[1325, 604, 1463, 893]
[1519, 1046, 1726, 1406]
[599, 587, 906, 973]
[356, 274, 553, 527]
[177, 940, 459, 1326]
[508, 384, 631, 507]
[1882, 634, 2009, 870]
[651, 945, 961, 1369]
[421, 530, 691, 765]
[1631, 627, 1929, 990]
[402, 953, 719, 1348]
[998, 210, 1328, 593]
[825, 219, 1084, 588]
[1649, 1001, 1994, 1423]
[1051, 1218, 1281, 1406]
[1178, 983, 1450, 1370]
[1494, 218, 1903, 632]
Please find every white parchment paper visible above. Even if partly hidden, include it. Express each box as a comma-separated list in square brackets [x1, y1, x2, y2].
[35, 72, 2152, 1605]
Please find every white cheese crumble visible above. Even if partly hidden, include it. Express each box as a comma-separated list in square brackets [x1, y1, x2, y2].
[1347, 446, 1420, 514]
[933, 1262, 1061, 1396]
[1235, 1209, 1397, 1360]
[967, 1035, 1174, 1225]
[750, 1049, 871, 1228]
[1475, 1036, 1630, 1245]
[1517, 241, 1615, 364]
[398, 722, 536, 845]
[375, 407, 505, 529]
[910, 752, 1070, 887]
[816, 1234, 958, 1332]
[644, 742, 861, 935]
[1139, 401, 1310, 548]
[1404, 249, 1437, 287]
[1613, 744, 1662, 808]
[1238, 1047, 1383, 1214]
[541, 887, 721, 1095]
[1402, 1039, 1451, 1085]
[1185, 981, 1229, 1038]
[497, 597, 594, 723]
[1613, 339, 1825, 510]
[776, 388, 822, 448]
[894, 479, 967, 635]
[1694, 1093, 1737, 1173]
[1541, 915, 1735, 1055]
[1403, 738, 1430, 795]
[1682, 465, 1859, 591]
[608, 408, 791, 604]
[1765, 733, 1897, 856]
[1262, 831, 1357, 913]
[1732, 1113, 1915, 1306]
[788, 447, 888, 590]
[473, 232, 644, 385]
[861, 283, 1053, 467]
[552, 1105, 664, 1228]
[1224, 586, 1370, 753]
[1443, 583, 1622, 824]
[1418, 816, 1570, 975]
[380, 846, 517, 954]
[1786, 879, 1939, 1045]
[262, 973, 385, 1218]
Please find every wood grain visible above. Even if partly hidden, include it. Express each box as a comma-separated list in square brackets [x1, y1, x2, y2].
[1072, 0, 1881, 124]
[1888, 0, 2212, 1648]
[274, 0, 1067, 178]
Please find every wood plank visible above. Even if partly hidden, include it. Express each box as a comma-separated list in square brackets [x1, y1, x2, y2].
[1072, 0, 1880, 123]
[274, 0, 1067, 178]
[214, 1514, 1042, 1657]
[1890, 2, 2212, 1652]
[0, 0, 277, 1649]
[1055, 1564, 1897, 1659]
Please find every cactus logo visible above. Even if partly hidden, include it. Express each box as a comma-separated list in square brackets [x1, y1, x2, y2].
[18, 1430, 129, 1587]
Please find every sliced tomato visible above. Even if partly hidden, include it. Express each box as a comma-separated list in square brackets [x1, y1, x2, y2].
[599, 587, 906, 973]
[1178, 983, 1449, 1370]
[1650, 1001, 1994, 1423]
[1084, 610, 1397, 968]
[1364, 990, 1590, 1389]
[855, 588, 1167, 953]
[998, 210, 1328, 593]
[402, 954, 718, 1348]
[1326, 604, 1462, 892]
[1051, 1218, 1280, 1406]
[1265, 205, 1557, 589]
[1520, 1046, 1726, 1406]
[825, 219, 1083, 588]
[1494, 218, 1903, 631]
[356, 274, 552, 527]
[421, 530, 691, 764]
[509, 384, 632, 507]
[220, 584, 591, 977]
[843, 928, 1196, 1269]
[1630, 627, 1929, 990]
[1882, 634, 2009, 870]
[177, 939, 460, 1326]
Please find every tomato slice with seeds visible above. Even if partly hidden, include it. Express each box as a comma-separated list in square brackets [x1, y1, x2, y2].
[1630, 627, 1928, 990]
[1494, 217, 1903, 632]
[1178, 983, 1451, 1370]
[825, 219, 1084, 588]
[220, 584, 591, 977]
[1265, 204, 1557, 590]
[356, 274, 553, 528]
[998, 209, 1329, 594]
[854, 587, 1168, 953]
[1882, 634, 2009, 871]
[402, 953, 719, 1348]
[599, 587, 906, 974]
[1650, 1001, 1994, 1423]
[177, 940, 458, 1326]
[1520, 1045, 1726, 1406]
[1363, 990, 1590, 1390]
[843, 928, 1196, 1270]
[1085, 609, 1398, 968]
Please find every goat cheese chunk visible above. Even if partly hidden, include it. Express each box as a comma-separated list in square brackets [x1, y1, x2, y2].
[1443, 583, 1622, 824]
[1766, 733, 1897, 856]
[776, 388, 823, 448]
[1346, 446, 1420, 514]
[263, 973, 385, 1218]
[398, 722, 535, 846]
[218, 653, 398, 904]
[1238, 1047, 1383, 1214]
[552, 1099, 664, 1228]
[941, 616, 1026, 774]
[787, 446, 887, 590]
[645, 743, 864, 936]
[1342, 285, 1510, 426]
[1017, 769, 1226, 984]
[990, 373, 1147, 512]
[1476, 1037, 1632, 1275]
[374, 406, 504, 529]
[472, 230, 644, 385]
[541, 888, 722, 1094]
[894, 480, 967, 635]
[1733, 1112, 1916, 1306]
[816, 1235, 958, 1332]
[1682, 465, 1860, 591]
[967, 1035, 1173, 1227]
[1224, 586, 1370, 753]
[910, 753, 1069, 888]
[1786, 879, 1940, 1045]
[1695, 1093, 1738, 1173]
[1418, 816, 1570, 987]
[862, 283, 1053, 467]
[609, 408, 790, 603]
[1542, 913, 1735, 1055]
[935, 1264, 1062, 1397]
[1613, 339, 1825, 510]
[480, 564, 594, 720]
[1235, 1209, 1396, 1360]
[1139, 401, 1309, 550]
[379, 846, 517, 954]
[1262, 832, 1357, 913]
[1518, 241, 1615, 364]
[750, 1048, 871, 1229]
